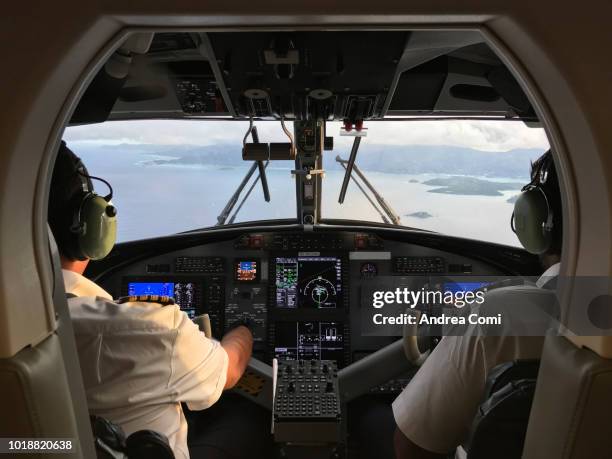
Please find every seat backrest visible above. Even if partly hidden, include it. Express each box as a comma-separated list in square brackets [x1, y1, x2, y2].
[522, 336, 612, 459]
[485, 359, 540, 395]
[48, 227, 97, 456]
[464, 360, 540, 459]
[0, 228, 96, 457]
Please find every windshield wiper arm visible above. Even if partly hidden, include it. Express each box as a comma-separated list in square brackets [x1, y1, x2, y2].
[338, 136, 361, 204]
[216, 162, 259, 225]
[335, 155, 401, 225]
[228, 160, 270, 225]
[337, 158, 390, 225]
[251, 126, 270, 202]
[217, 126, 271, 226]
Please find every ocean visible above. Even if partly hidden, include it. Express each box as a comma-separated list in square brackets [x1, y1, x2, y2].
[78, 148, 524, 247]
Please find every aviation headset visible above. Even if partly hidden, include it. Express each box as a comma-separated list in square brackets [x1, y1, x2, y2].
[511, 151, 556, 255]
[65, 155, 118, 261]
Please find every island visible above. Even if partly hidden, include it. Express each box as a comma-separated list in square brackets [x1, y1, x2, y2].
[406, 211, 433, 219]
[422, 176, 521, 196]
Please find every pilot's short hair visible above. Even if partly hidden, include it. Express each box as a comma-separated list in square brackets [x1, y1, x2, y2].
[48, 141, 88, 260]
[530, 151, 563, 255]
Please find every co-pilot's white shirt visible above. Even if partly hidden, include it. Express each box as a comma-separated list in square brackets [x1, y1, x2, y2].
[63, 270, 229, 459]
[392, 263, 560, 454]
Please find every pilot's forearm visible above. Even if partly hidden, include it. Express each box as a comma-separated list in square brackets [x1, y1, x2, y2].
[220, 325, 253, 389]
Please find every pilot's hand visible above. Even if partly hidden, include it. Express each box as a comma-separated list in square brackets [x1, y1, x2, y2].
[228, 317, 256, 335]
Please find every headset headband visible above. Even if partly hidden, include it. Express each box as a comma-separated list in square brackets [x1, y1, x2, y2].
[74, 158, 114, 201]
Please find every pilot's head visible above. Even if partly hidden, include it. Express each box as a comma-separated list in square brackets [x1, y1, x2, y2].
[512, 150, 562, 262]
[48, 142, 117, 268]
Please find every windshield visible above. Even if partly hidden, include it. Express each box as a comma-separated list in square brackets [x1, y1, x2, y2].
[64, 119, 549, 246]
[322, 120, 549, 246]
[64, 120, 297, 242]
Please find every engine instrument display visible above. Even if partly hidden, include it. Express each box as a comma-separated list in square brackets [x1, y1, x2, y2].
[235, 260, 259, 282]
[127, 281, 199, 318]
[274, 321, 344, 363]
[275, 256, 342, 308]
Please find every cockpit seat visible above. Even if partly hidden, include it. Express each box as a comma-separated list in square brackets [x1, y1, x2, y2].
[463, 360, 540, 459]
[0, 228, 97, 456]
[91, 415, 175, 459]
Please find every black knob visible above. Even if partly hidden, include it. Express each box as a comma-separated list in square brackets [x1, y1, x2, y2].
[325, 382, 334, 393]
[285, 365, 292, 374]
[288, 382, 296, 393]
[322, 364, 329, 373]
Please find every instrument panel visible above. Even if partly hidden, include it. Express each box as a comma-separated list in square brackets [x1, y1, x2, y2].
[100, 230, 512, 375]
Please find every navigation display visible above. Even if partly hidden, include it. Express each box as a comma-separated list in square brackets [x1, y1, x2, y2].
[275, 256, 342, 308]
[444, 281, 492, 294]
[127, 281, 199, 318]
[274, 321, 344, 363]
[235, 260, 258, 282]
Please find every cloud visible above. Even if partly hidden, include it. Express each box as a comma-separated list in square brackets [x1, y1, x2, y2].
[64, 119, 549, 152]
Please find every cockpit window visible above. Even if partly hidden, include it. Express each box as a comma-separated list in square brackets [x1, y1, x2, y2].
[64, 120, 298, 242]
[65, 118, 549, 246]
[321, 120, 549, 246]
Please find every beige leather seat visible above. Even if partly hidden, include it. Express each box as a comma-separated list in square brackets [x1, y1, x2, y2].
[0, 229, 95, 458]
[523, 335, 612, 459]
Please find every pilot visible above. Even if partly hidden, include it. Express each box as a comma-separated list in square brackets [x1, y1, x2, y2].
[392, 150, 562, 459]
[48, 141, 272, 459]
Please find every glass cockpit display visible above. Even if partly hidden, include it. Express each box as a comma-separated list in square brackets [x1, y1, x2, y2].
[274, 321, 344, 363]
[127, 281, 199, 318]
[235, 260, 259, 282]
[275, 256, 342, 308]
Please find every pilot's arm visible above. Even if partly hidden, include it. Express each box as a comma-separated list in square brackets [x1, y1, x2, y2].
[162, 305, 253, 410]
[219, 324, 253, 389]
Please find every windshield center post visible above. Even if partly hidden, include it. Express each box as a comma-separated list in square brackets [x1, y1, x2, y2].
[293, 120, 326, 226]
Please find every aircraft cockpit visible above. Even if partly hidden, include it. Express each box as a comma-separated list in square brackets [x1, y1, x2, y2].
[17, 28, 569, 459]
[56, 29, 555, 459]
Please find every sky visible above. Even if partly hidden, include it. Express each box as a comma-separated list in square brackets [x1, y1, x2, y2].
[64, 119, 550, 153]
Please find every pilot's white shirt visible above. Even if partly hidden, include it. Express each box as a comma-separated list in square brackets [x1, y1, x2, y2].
[63, 269, 229, 459]
[392, 263, 560, 454]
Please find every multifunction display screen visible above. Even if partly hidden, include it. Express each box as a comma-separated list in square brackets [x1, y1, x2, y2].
[275, 256, 342, 308]
[274, 321, 344, 363]
[444, 281, 492, 294]
[127, 282, 199, 318]
[235, 260, 258, 282]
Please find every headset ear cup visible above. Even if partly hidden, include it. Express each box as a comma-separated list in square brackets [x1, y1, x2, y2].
[513, 188, 552, 254]
[77, 194, 117, 260]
